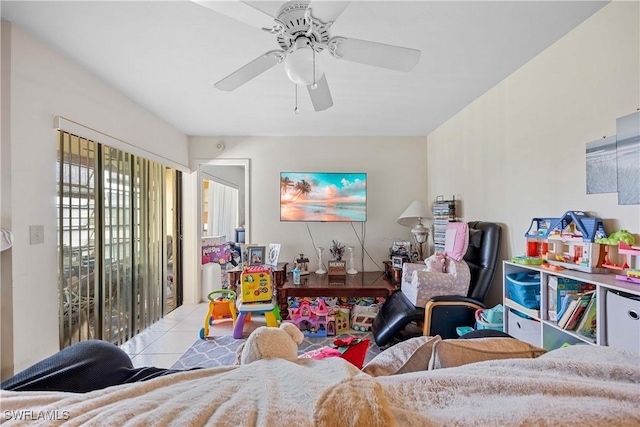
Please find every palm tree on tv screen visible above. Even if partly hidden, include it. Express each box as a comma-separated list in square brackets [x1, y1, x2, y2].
[281, 176, 314, 202]
[292, 179, 312, 200]
[280, 176, 293, 194]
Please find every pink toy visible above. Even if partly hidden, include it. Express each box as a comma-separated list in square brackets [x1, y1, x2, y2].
[298, 346, 342, 360]
[288, 299, 335, 337]
[351, 312, 376, 332]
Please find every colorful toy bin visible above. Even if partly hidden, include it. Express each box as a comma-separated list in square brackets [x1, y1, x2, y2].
[506, 271, 541, 310]
[474, 305, 504, 332]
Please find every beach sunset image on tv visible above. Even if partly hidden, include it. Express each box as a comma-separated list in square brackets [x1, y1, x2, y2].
[280, 172, 367, 222]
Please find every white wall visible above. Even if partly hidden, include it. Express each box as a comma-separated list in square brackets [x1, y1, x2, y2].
[1, 22, 189, 374]
[187, 136, 428, 302]
[427, 1, 640, 306]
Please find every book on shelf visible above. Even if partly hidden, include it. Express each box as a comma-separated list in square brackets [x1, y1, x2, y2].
[557, 298, 580, 329]
[576, 293, 597, 340]
[556, 293, 579, 322]
[547, 276, 595, 322]
[562, 291, 594, 330]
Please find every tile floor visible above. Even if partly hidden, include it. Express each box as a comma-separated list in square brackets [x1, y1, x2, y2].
[120, 302, 266, 368]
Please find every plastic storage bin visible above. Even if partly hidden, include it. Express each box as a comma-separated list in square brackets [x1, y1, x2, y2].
[606, 291, 640, 352]
[506, 272, 541, 309]
[475, 309, 503, 332]
[507, 309, 541, 347]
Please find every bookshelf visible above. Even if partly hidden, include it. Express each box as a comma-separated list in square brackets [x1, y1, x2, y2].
[503, 261, 640, 352]
[432, 196, 456, 253]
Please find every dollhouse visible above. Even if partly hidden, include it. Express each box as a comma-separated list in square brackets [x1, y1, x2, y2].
[287, 299, 335, 337]
[615, 242, 640, 284]
[543, 211, 608, 273]
[524, 217, 556, 259]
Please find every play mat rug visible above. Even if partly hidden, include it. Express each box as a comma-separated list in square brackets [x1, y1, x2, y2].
[171, 333, 382, 369]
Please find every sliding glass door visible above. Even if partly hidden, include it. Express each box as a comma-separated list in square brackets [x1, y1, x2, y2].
[57, 131, 181, 348]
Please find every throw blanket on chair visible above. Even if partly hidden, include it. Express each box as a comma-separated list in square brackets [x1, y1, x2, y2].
[401, 258, 471, 307]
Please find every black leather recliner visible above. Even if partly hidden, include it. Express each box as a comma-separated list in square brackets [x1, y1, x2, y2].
[372, 221, 502, 346]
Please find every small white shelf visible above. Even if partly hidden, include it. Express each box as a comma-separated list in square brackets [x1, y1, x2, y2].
[503, 297, 540, 319]
[503, 261, 640, 351]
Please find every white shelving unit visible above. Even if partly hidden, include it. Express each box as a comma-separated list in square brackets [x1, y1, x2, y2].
[503, 261, 640, 351]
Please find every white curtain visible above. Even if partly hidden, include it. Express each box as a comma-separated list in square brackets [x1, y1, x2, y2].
[207, 181, 238, 241]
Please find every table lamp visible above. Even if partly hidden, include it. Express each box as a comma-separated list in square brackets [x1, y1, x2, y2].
[397, 200, 430, 261]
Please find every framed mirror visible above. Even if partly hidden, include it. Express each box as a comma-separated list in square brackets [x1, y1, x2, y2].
[197, 159, 250, 245]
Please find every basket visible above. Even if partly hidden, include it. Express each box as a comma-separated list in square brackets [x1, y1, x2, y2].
[475, 309, 503, 331]
[506, 271, 541, 309]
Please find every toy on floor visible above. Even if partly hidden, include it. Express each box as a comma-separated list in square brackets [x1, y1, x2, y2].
[350, 304, 379, 332]
[233, 298, 279, 339]
[287, 299, 334, 337]
[232, 265, 280, 338]
[200, 289, 237, 339]
[330, 337, 370, 369]
[237, 323, 371, 369]
[351, 312, 376, 332]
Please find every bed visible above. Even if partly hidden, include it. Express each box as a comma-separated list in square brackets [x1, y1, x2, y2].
[1, 341, 639, 426]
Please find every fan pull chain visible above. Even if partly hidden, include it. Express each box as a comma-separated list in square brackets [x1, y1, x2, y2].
[294, 84, 299, 115]
[311, 48, 318, 90]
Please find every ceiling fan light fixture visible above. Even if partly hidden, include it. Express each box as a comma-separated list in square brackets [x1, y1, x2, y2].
[284, 39, 324, 86]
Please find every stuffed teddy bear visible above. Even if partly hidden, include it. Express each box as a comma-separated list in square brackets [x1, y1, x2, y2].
[238, 322, 305, 365]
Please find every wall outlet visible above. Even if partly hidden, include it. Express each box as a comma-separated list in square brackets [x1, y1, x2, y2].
[29, 225, 44, 245]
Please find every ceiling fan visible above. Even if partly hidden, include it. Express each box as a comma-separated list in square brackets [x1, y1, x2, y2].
[198, 0, 421, 112]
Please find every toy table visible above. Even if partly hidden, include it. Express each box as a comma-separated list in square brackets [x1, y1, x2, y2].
[233, 299, 279, 338]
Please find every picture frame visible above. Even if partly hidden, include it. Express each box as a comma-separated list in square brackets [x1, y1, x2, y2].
[247, 246, 266, 266]
[392, 256, 404, 269]
[266, 243, 281, 266]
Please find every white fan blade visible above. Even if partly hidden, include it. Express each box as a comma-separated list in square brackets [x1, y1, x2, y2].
[242, 1, 283, 18]
[191, 0, 272, 29]
[329, 37, 421, 72]
[307, 1, 350, 24]
[307, 74, 333, 111]
[215, 51, 283, 91]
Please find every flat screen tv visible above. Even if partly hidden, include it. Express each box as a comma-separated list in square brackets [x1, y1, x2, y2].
[280, 172, 367, 222]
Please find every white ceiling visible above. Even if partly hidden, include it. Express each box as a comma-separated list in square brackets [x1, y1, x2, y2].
[1, 0, 607, 136]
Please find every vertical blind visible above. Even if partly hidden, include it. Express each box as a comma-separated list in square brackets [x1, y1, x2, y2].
[57, 131, 175, 348]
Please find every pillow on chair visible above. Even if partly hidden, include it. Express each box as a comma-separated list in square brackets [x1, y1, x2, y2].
[402, 259, 471, 307]
[444, 222, 469, 261]
[362, 335, 442, 376]
[428, 337, 547, 369]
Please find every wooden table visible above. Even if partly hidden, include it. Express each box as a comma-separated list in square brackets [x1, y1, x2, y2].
[277, 271, 397, 319]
